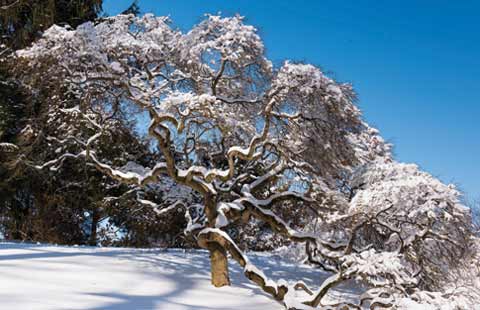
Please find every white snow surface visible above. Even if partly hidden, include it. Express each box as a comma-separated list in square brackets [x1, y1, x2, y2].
[0, 242, 359, 310]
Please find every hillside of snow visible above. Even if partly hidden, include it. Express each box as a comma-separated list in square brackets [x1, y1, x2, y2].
[0, 242, 359, 310]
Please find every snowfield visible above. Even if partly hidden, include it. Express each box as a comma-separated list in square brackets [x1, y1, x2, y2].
[0, 242, 358, 310]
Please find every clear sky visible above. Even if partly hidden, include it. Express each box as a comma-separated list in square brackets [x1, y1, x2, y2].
[104, 0, 480, 199]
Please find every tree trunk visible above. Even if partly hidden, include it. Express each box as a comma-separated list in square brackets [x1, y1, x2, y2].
[208, 242, 230, 287]
[204, 193, 230, 287]
[89, 207, 99, 246]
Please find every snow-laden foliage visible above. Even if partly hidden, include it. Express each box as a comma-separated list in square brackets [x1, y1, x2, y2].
[179, 14, 272, 76]
[348, 161, 472, 288]
[15, 13, 477, 309]
[341, 249, 416, 287]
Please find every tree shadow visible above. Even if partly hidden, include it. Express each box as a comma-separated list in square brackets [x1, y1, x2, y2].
[0, 243, 360, 309]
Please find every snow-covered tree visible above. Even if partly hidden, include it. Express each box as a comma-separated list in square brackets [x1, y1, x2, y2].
[16, 13, 477, 309]
[346, 161, 473, 289]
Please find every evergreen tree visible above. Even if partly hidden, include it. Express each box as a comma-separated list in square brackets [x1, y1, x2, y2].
[0, 0, 103, 243]
[0, 0, 102, 49]
[121, 0, 140, 16]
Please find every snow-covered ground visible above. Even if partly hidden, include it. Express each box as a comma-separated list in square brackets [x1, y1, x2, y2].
[0, 242, 358, 310]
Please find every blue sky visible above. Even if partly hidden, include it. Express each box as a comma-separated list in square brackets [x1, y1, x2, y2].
[104, 0, 480, 199]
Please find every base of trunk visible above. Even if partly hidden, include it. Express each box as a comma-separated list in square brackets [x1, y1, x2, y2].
[208, 242, 230, 287]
